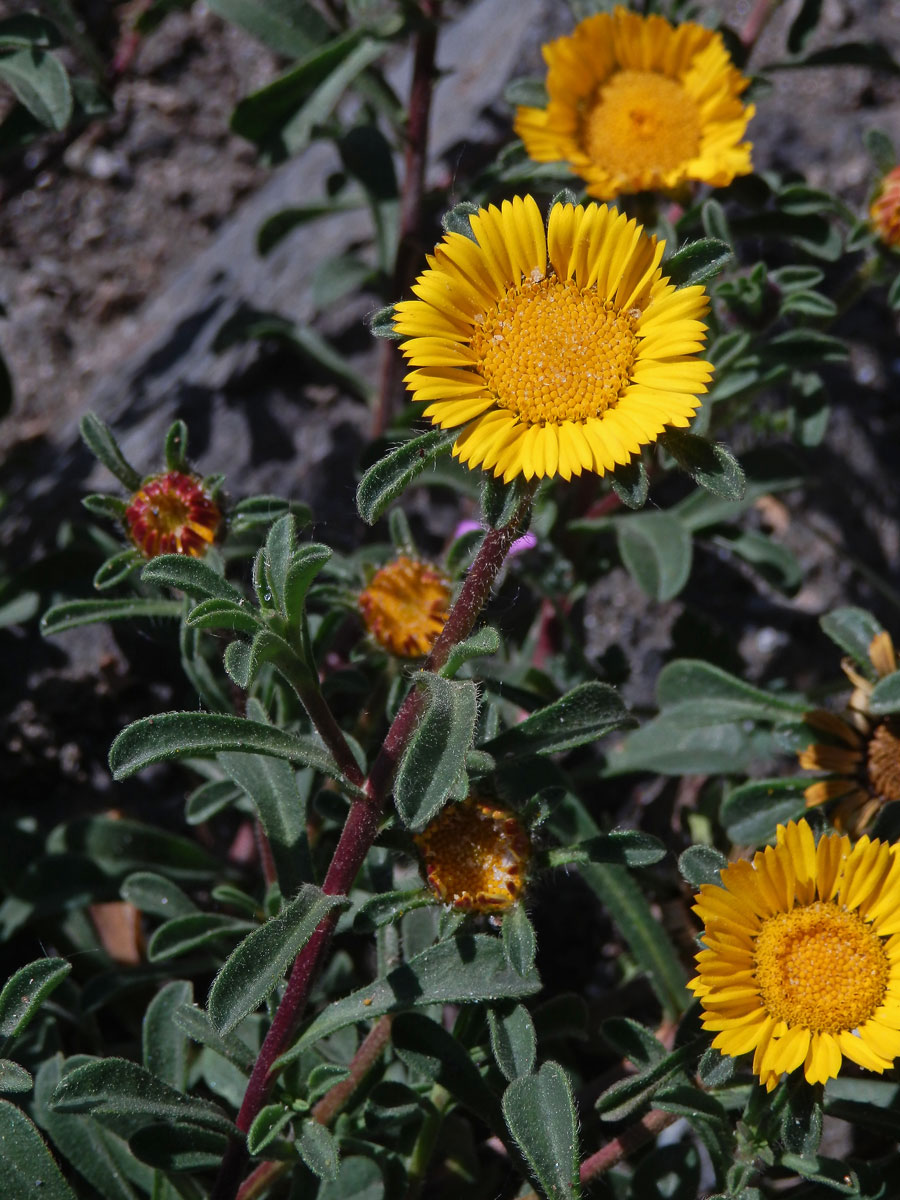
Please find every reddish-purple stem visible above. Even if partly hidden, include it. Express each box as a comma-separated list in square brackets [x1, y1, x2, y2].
[372, 1, 441, 437]
[211, 493, 533, 1200]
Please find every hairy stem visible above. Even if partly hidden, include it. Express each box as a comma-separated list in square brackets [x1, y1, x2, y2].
[211, 489, 534, 1200]
[372, 0, 442, 437]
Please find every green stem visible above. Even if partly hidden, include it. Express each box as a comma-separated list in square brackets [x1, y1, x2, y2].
[405, 1083, 451, 1200]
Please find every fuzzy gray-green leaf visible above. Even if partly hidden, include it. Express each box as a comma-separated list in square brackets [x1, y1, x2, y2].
[394, 674, 479, 829]
[0, 957, 71, 1038]
[357, 427, 459, 524]
[483, 681, 632, 757]
[208, 886, 348, 1035]
[502, 1062, 580, 1200]
[0, 1098, 78, 1199]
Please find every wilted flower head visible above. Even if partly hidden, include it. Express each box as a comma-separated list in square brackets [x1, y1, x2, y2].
[690, 820, 900, 1091]
[395, 195, 712, 483]
[870, 165, 900, 248]
[515, 7, 754, 199]
[799, 631, 900, 834]
[358, 555, 451, 658]
[415, 796, 531, 912]
[126, 471, 221, 559]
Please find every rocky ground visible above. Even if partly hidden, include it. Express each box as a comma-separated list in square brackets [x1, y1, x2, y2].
[1, 0, 899, 814]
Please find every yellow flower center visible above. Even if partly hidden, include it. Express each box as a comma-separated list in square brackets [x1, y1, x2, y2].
[754, 900, 888, 1033]
[358, 556, 451, 658]
[415, 797, 531, 912]
[582, 70, 702, 182]
[868, 720, 900, 803]
[470, 276, 638, 425]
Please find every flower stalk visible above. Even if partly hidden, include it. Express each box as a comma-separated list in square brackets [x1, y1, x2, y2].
[372, 0, 442, 437]
[211, 487, 534, 1200]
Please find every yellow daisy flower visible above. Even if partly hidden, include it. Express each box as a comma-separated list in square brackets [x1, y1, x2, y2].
[358, 555, 451, 658]
[394, 195, 713, 482]
[415, 796, 531, 912]
[799, 631, 900, 834]
[870, 165, 900, 249]
[514, 7, 754, 199]
[690, 819, 900, 1091]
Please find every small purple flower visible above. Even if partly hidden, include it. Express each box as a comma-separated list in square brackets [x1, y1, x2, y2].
[453, 519, 537, 558]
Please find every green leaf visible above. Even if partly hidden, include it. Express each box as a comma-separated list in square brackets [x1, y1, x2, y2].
[546, 831, 666, 869]
[678, 845, 728, 887]
[698, 1048, 734, 1088]
[128, 1123, 227, 1172]
[318, 1157, 384, 1200]
[230, 494, 312, 530]
[502, 904, 536, 977]
[608, 716, 751, 776]
[441, 200, 479, 240]
[246, 1104, 294, 1156]
[503, 76, 549, 108]
[49, 1058, 235, 1136]
[0, 15, 63, 48]
[720, 778, 809, 845]
[353, 889, 434, 933]
[767, 328, 848, 366]
[579, 863, 687, 1018]
[339, 123, 397, 200]
[0, 1059, 32, 1093]
[617, 512, 692, 602]
[78, 413, 141, 491]
[887, 272, 900, 312]
[284, 542, 332, 626]
[147, 914, 255, 962]
[595, 1042, 695, 1121]
[0, 1098, 78, 1199]
[488, 1003, 537, 1082]
[32, 1057, 151, 1200]
[664, 238, 732, 287]
[781, 1078, 823, 1157]
[780, 1154, 859, 1194]
[163, 420, 188, 472]
[776, 40, 900, 73]
[357, 428, 459, 524]
[262, 513, 294, 613]
[205, 0, 329, 57]
[656, 660, 807, 721]
[109, 712, 345, 784]
[219, 746, 311, 895]
[780, 289, 837, 318]
[231, 33, 387, 159]
[170, 1005, 255, 1073]
[257, 203, 355, 255]
[298, 1121, 340, 1181]
[661, 432, 745, 501]
[701, 199, 731, 245]
[483, 681, 632, 757]
[819, 607, 884, 680]
[502, 1062, 580, 1200]
[280, 934, 541, 1064]
[208, 886, 349, 1035]
[601, 1018, 667, 1068]
[185, 598, 264, 635]
[610, 458, 649, 509]
[0, 46, 72, 130]
[715, 528, 803, 593]
[93, 550, 142, 591]
[50, 816, 220, 881]
[865, 127, 897, 173]
[141, 555, 242, 602]
[438, 626, 500, 679]
[787, 0, 823, 53]
[869, 672, 900, 716]
[368, 303, 401, 339]
[144, 981, 192, 1090]
[392, 1012, 502, 1130]
[0, 957, 71, 1038]
[394, 675, 479, 830]
[41, 598, 182, 635]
